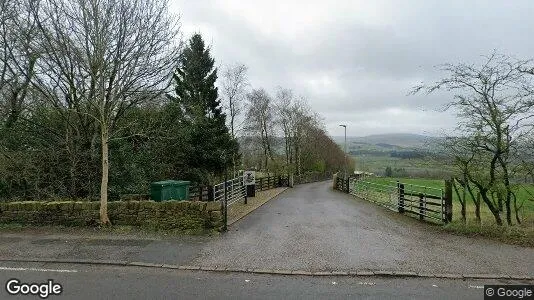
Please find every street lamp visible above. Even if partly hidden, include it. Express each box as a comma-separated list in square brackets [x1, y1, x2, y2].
[339, 124, 347, 179]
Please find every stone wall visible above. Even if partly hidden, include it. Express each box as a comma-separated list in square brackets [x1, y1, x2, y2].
[0, 200, 223, 233]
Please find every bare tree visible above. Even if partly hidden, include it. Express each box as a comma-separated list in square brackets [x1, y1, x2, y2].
[246, 88, 275, 171]
[221, 63, 248, 139]
[443, 136, 481, 224]
[274, 87, 294, 172]
[221, 63, 248, 176]
[413, 53, 534, 226]
[0, 0, 39, 128]
[291, 96, 317, 175]
[31, 0, 181, 224]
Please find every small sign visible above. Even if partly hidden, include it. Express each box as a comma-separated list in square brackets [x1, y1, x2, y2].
[243, 171, 256, 185]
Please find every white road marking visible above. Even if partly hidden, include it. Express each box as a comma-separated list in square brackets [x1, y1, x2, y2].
[432, 284, 438, 287]
[0, 266, 78, 273]
[358, 282, 375, 286]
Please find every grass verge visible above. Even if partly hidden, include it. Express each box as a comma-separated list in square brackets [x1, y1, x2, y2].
[442, 221, 534, 247]
[354, 176, 534, 247]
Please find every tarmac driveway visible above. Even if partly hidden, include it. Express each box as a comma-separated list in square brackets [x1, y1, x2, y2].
[191, 181, 534, 275]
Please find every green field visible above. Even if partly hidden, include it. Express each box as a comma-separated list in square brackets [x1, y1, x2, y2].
[356, 176, 534, 226]
[351, 154, 453, 179]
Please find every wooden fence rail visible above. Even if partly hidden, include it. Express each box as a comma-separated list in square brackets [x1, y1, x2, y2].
[335, 175, 453, 224]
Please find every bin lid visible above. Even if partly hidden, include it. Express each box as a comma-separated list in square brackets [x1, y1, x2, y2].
[151, 180, 191, 187]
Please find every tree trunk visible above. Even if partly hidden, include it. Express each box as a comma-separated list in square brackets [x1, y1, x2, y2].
[100, 125, 111, 226]
[452, 179, 466, 223]
[512, 192, 521, 225]
[475, 192, 481, 225]
[232, 154, 236, 178]
[481, 190, 502, 226]
[499, 157, 513, 225]
[505, 190, 512, 226]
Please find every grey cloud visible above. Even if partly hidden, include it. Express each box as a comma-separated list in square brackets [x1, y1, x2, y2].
[173, 0, 534, 136]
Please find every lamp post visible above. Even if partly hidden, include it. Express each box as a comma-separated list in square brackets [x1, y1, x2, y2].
[339, 124, 347, 179]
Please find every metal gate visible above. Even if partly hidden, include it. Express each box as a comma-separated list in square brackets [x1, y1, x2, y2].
[348, 177, 446, 223]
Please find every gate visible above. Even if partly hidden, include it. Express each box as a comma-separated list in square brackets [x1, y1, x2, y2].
[213, 176, 247, 206]
[346, 177, 451, 224]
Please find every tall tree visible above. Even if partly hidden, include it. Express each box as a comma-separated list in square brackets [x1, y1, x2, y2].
[0, 0, 38, 128]
[275, 87, 294, 172]
[221, 63, 248, 176]
[221, 63, 248, 139]
[31, 0, 181, 224]
[245, 88, 275, 171]
[169, 34, 237, 184]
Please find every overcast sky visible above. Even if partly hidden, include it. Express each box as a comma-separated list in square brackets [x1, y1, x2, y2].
[171, 0, 534, 137]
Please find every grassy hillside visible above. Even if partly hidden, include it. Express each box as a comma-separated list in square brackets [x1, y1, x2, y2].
[333, 133, 441, 149]
[332, 133, 449, 178]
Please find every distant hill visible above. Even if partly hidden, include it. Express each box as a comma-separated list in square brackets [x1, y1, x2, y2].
[333, 133, 442, 150]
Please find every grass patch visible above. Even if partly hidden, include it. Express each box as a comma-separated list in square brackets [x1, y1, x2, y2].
[361, 176, 534, 222]
[351, 154, 452, 178]
[353, 176, 534, 246]
[443, 221, 534, 247]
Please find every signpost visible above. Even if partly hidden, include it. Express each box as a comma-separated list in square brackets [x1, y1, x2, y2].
[243, 171, 256, 197]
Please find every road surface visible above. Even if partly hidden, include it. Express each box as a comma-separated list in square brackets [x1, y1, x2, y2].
[0, 261, 522, 300]
[0, 181, 533, 299]
[192, 181, 534, 275]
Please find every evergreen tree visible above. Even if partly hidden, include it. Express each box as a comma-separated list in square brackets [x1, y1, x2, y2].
[168, 34, 238, 184]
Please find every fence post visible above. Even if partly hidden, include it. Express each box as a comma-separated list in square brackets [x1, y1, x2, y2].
[419, 193, 424, 221]
[398, 181, 405, 214]
[333, 173, 337, 190]
[198, 186, 203, 201]
[207, 185, 214, 201]
[278, 175, 282, 187]
[444, 179, 453, 223]
[345, 177, 350, 193]
[244, 193, 248, 205]
[259, 178, 263, 191]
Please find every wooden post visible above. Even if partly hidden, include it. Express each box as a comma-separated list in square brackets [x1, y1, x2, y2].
[198, 186, 203, 201]
[444, 179, 453, 223]
[259, 178, 263, 191]
[398, 182, 405, 213]
[345, 177, 350, 193]
[207, 185, 214, 201]
[419, 193, 424, 221]
[333, 173, 338, 190]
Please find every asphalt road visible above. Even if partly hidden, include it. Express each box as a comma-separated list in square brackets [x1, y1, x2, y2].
[192, 181, 534, 275]
[0, 261, 522, 300]
[0, 233, 209, 266]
